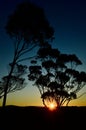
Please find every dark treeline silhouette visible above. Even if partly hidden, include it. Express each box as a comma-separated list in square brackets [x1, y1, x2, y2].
[0, 105, 86, 129]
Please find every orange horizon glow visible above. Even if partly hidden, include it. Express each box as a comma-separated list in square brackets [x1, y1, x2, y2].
[0, 86, 86, 107]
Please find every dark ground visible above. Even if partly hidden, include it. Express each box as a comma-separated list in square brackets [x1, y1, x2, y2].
[0, 105, 86, 129]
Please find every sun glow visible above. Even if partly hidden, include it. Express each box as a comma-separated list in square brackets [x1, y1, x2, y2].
[49, 103, 56, 110]
[47, 101, 57, 111]
[44, 97, 57, 111]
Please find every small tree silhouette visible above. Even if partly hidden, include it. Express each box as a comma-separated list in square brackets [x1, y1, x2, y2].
[0, 64, 27, 98]
[28, 45, 86, 108]
[0, 1, 54, 107]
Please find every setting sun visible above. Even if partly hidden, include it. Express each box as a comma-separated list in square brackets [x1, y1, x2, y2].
[44, 97, 57, 111]
[46, 100, 57, 111]
[48, 103, 57, 110]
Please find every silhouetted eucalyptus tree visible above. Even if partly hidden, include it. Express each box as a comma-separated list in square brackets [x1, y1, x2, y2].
[28, 46, 86, 108]
[0, 1, 54, 107]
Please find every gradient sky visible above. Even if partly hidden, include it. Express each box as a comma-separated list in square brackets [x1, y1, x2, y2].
[0, 0, 86, 106]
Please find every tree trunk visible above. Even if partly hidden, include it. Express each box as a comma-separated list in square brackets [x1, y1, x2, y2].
[2, 87, 8, 107]
[2, 60, 15, 107]
[2, 74, 11, 107]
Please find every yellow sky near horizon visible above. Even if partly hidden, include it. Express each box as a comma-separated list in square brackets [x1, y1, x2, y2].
[0, 84, 86, 107]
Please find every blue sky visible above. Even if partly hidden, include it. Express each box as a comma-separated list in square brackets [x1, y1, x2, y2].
[0, 0, 86, 106]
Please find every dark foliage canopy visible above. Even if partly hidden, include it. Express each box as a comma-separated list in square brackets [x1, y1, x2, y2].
[5, 1, 54, 45]
[28, 46, 86, 108]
